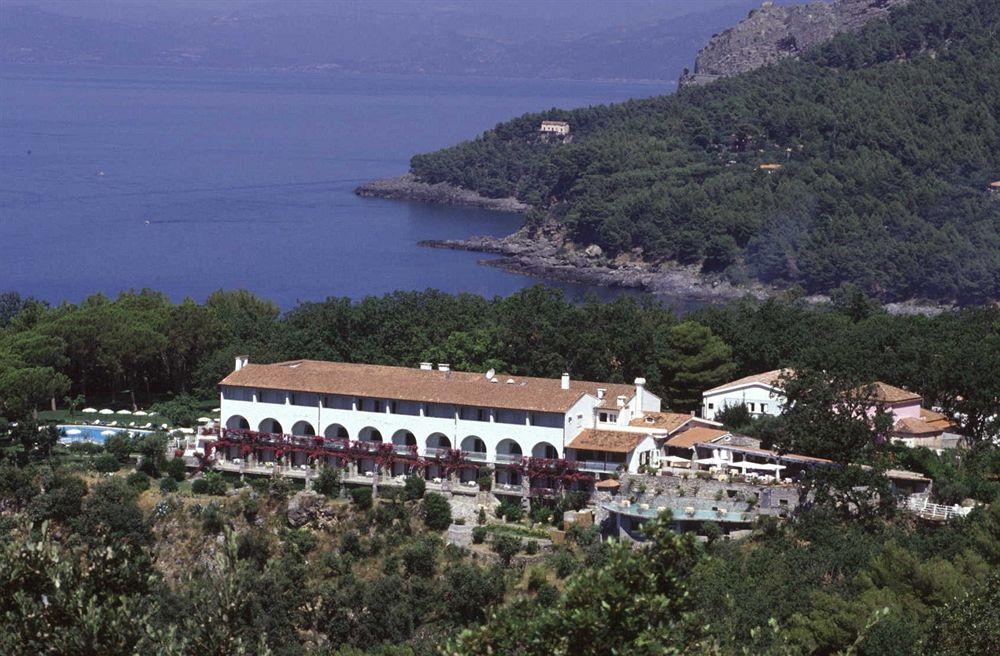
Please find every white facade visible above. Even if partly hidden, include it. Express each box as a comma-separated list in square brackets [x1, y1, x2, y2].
[219, 360, 660, 467]
[539, 120, 570, 135]
[702, 382, 785, 420]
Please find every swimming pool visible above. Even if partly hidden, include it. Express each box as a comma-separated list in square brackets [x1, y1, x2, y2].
[58, 424, 153, 445]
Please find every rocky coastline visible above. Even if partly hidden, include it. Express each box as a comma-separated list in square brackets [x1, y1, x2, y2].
[354, 173, 530, 213]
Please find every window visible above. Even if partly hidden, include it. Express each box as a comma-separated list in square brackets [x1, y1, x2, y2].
[599, 412, 608, 423]
[708, 403, 714, 410]
[748, 402, 755, 412]
[373, 400, 381, 413]
[761, 403, 768, 413]
[477, 408, 485, 421]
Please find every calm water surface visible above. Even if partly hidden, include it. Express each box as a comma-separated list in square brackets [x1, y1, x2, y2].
[1, 65, 666, 307]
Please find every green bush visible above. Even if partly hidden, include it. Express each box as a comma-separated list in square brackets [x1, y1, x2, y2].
[472, 526, 488, 544]
[403, 474, 426, 500]
[495, 499, 524, 522]
[491, 534, 521, 567]
[549, 549, 577, 579]
[126, 471, 150, 492]
[268, 476, 292, 501]
[422, 492, 452, 531]
[93, 453, 121, 473]
[313, 467, 340, 497]
[524, 540, 539, 555]
[526, 564, 547, 592]
[402, 538, 437, 578]
[158, 477, 178, 493]
[163, 457, 187, 482]
[103, 433, 132, 463]
[236, 530, 271, 567]
[201, 502, 225, 534]
[701, 521, 723, 544]
[350, 487, 373, 510]
[191, 472, 227, 496]
[340, 530, 363, 557]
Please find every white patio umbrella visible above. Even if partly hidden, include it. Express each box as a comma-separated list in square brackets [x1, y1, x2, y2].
[662, 455, 692, 465]
[694, 456, 731, 468]
[147, 411, 158, 416]
[196, 416, 211, 423]
[179, 427, 194, 434]
[727, 460, 774, 472]
[160, 423, 169, 429]
[133, 410, 148, 416]
[99, 409, 114, 415]
[82, 407, 98, 413]
[116, 409, 132, 415]
[211, 408, 221, 413]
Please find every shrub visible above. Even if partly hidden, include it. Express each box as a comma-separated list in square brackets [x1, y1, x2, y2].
[268, 476, 291, 501]
[28, 472, 87, 522]
[350, 487, 373, 510]
[236, 530, 271, 567]
[477, 507, 487, 525]
[313, 467, 340, 497]
[136, 433, 168, 477]
[402, 538, 437, 578]
[93, 453, 121, 473]
[524, 540, 539, 555]
[443, 563, 505, 624]
[495, 499, 523, 522]
[76, 478, 150, 545]
[284, 528, 317, 556]
[163, 457, 187, 482]
[526, 564, 547, 592]
[126, 471, 150, 492]
[530, 504, 552, 524]
[103, 433, 132, 463]
[472, 526, 488, 544]
[701, 520, 723, 544]
[403, 474, 426, 500]
[191, 472, 227, 496]
[549, 549, 577, 579]
[340, 530, 363, 557]
[374, 499, 409, 529]
[422, 492, 452, 531]
[0, 465, 36, 508]
[536, 582, 559, 606]
[491, 534, 521, 567]
[201, 503, 225, 534]
[158, 477, 178, 493]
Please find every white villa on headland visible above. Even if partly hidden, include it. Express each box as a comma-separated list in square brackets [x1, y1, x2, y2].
[702, 369, 791, 420]
[214, 357, 667, 482]
[539, 120, 570, 135]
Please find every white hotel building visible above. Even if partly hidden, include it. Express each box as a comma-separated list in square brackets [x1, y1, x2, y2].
[214, 357, 663, 482]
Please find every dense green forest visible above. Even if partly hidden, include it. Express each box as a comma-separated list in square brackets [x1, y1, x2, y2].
[409, 0, 1000, 304]
[1, 287, 997, 442]
[1, 286, 998, 654]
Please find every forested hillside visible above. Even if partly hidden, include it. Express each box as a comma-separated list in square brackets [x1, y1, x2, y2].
[410, 0, 1000, 304]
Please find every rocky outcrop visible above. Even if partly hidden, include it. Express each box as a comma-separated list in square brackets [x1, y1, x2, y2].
[678, 0, 909, 88]
[419, 221, 770, 304]
[286, 490, 325, 527]
[355, 173, 529, 213]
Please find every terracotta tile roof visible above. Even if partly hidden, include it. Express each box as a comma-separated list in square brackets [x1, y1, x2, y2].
[892, 409, 954, 436]
[665, 427, 731, 449]
[629, 412, 709, 432]
[595, 478, 621, 489]
[871, 382, 922, 404]
[220, 360, 635, 414]
[567, 429, 649, 453]
[704, 369, 791, 394]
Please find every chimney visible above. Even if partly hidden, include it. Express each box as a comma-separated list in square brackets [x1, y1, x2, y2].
[597, 388, 606, 400]
[616, 395, 626, 408]
[561, 372, 570, 390]
[235, 355, 248, 372]
[419, 362, 433, 371]
[438, 363, 450, 372]
[634, 377, 646, 413]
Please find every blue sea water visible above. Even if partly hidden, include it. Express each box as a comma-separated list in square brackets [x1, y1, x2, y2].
[0, 64, 667, 308]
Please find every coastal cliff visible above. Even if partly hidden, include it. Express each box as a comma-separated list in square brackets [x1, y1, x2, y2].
[678, 0, 909, 88]
[355, 173, 529, 213]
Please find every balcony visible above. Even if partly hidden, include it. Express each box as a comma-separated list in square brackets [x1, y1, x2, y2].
[570, 459, 623, 473]
[393, 444, 417, 455]
[424, 446, 448, 458]
[465, 451, 488, 462]
[495, 453, 522, 464]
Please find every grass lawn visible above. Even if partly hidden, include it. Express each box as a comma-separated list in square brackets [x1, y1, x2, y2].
[485, 523, 551, 539]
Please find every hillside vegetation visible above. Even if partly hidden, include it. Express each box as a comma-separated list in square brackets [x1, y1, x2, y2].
[410, 0, 1000, 304]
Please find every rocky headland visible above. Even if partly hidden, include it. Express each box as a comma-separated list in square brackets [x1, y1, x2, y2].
[678, 0, 909, 88]
[355, 173, 530, 213]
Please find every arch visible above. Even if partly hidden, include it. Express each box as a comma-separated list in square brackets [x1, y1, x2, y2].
[291, 420, 315, 436]
[258, 418, 282, 434]
[226, 415, 249, 430]
[461, 435, 486, 454]
[532, 441, 558, 459]
[324, 423, 349, 439]
[392, 429, 417, 447]
[496, 438, 522, 457]
[426, 432, 451, 450]
[358, 426, 383, 443]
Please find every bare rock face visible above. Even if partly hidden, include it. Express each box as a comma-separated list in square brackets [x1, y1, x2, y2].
[287, 490, 324, 527]
[678, 0, 909, 88]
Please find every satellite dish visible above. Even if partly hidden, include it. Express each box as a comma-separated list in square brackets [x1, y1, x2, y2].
[485, 368, 495, 380]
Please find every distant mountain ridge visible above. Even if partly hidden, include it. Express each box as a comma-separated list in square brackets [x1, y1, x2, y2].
[679, 0, 910, 87]
[0, 1, 778, 83]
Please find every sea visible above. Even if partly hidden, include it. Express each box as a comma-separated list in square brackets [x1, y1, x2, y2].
[0, 64, 667, 309]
